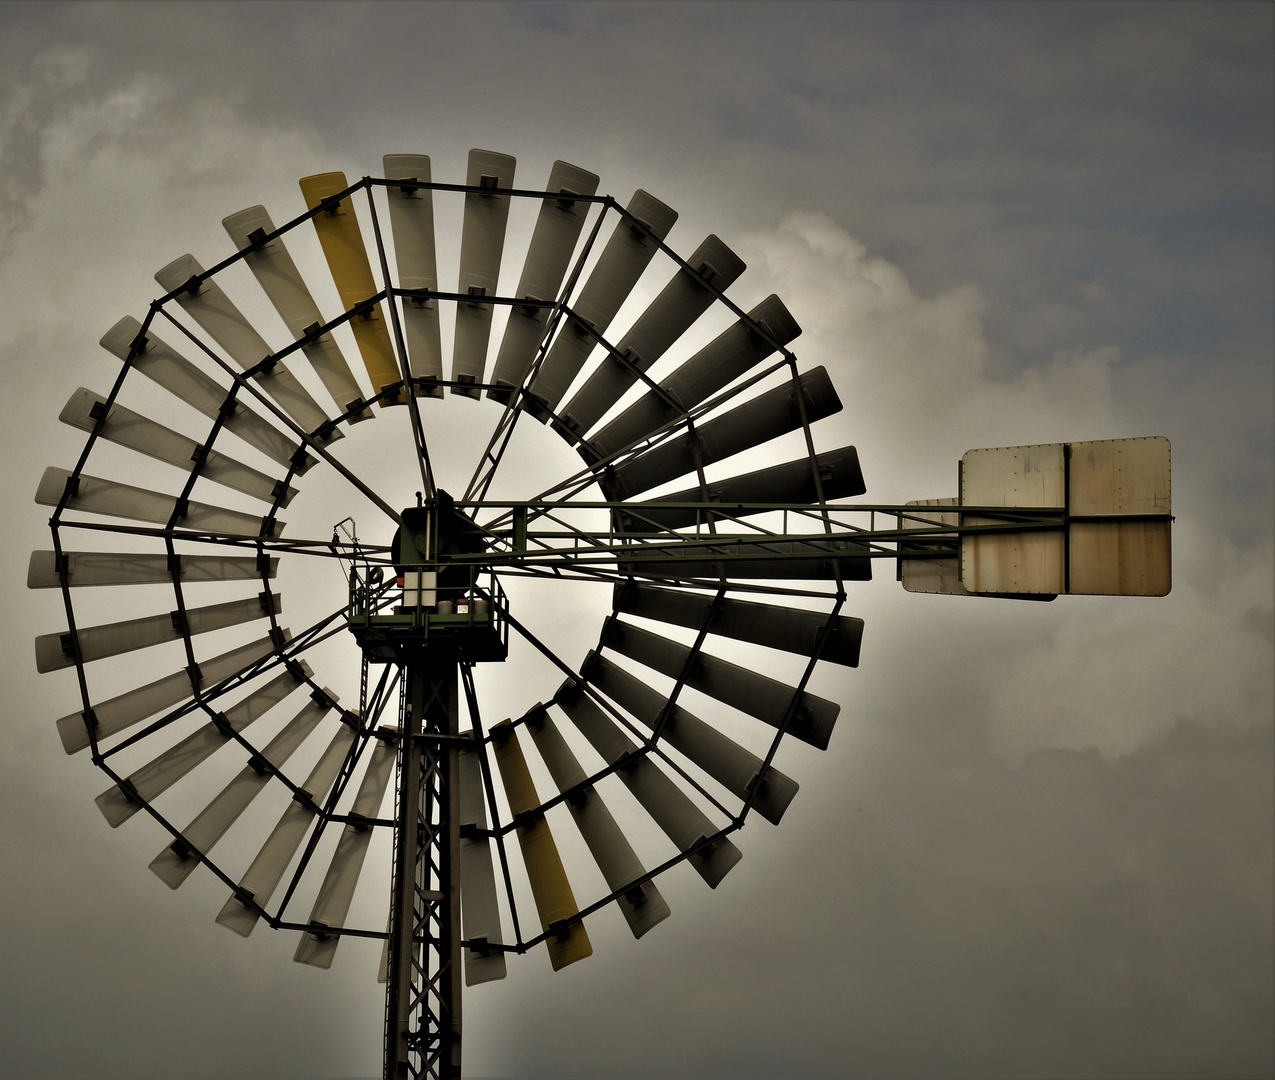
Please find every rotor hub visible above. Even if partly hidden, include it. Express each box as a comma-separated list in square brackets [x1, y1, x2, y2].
[347, 491, 508, 662]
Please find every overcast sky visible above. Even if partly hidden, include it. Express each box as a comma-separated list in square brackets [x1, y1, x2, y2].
[1, 3, 1271, 1079]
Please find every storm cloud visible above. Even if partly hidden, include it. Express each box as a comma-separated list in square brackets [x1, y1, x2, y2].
[0, 3, 1270, 1078]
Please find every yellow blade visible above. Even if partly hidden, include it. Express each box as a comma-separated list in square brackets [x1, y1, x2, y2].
[491, 721, 592, 970]
[299, 172, 403, 405]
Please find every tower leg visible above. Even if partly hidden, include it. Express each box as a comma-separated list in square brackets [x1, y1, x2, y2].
[385, 653, 462, 1080]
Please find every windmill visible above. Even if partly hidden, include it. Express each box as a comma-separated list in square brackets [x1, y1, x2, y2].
[30, 150, 1172, 1080]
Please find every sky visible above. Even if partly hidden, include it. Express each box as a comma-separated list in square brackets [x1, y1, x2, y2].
[0, 2, 1271, 1078]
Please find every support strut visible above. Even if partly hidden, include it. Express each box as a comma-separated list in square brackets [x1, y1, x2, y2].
[384, 653, 462, 1080]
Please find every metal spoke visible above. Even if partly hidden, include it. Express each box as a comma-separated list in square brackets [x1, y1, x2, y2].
[51, 518, 392, 561]
[156, 307, 403, 526]
[463, 196, 614, 502]
[458, 664, 524, 947]
[492, 592, 736, 820]
[363, 180, 436, 500]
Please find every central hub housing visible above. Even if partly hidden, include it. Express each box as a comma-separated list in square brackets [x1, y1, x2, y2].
[347, 491, 508, 663]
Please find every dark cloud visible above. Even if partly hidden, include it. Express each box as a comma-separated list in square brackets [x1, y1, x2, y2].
[0, 3, 1270, 1078]
[478, 720, 1274, 1079]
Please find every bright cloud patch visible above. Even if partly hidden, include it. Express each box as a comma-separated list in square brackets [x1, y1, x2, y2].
[736, 212, 1273, 763]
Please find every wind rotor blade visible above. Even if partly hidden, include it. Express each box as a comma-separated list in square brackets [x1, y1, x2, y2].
[581, 651, 798, 825]
[525, 707, 671, 939]
[94, 664, 311, 828]
[525, 190, 678, 419]
[490, 720, 592, 971]
[555, 234, 746, 442]
[37, 593, 281, 673]
[101, 318, 307, 471]
[28, 550, 277, 589]
[602, 621, 839, 751]
[450, 150, 516, 397]
[56, 631, 289, 754]
[295, 736, 397, 968]
[223, 206, 371, 420]
[555, 684, 741, 888]
[150, 690, 337, 889]
[155, 254, 337, 439]
[585, 294, 800, 461]
[60, 388, 299, 507]
[458, 743, 507, 985]
[36, 467, 285, 538]
[381, 155, 443, 397]
[215, 721, 358, 937]
[377, 914, 392, 985]
[621, 538, 873, 582]
[487, 160, 600, 403]
[624, 445, 865, 532]
[615, 583, 863, 667]
[299, 172, 403, 405]
[602, 367, 842, 499]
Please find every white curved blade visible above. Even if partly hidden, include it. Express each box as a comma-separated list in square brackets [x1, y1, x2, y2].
[627, 445, 865, 532]
[155, 254, 337, 439]
[61, 388, 298, 507]
[526, 709, 670, 939]
[555, 685, 741, 888]
[36, 467, 284, 538]
[458, 743, 507, 985]
[94, 664, 311, 828]
[487, 160, 600, 402]
[223, 206, 371, 420]
[603, 366, 841, 498]
[526, 190, 678, 418]
[27, 549, 276, 589]
[615, 583, 863, 668]
[299, 172, 404, 406]
[581, 651, 798, 826]
[56, 630, 288, 754]
[382, 155, 443, 395]
[491, 720, 592, 971]
[556, 234, 745, 441]
[585, 293, 801, 461]
[38, 593, 280, 673]
[450, 149, 516, 397]
[101, 318, 306, 471]
[150, 690, 337, 889]
[602, 620, 839, 751]
[294, 737, 397, 968]
[215, 722, 357, 937]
